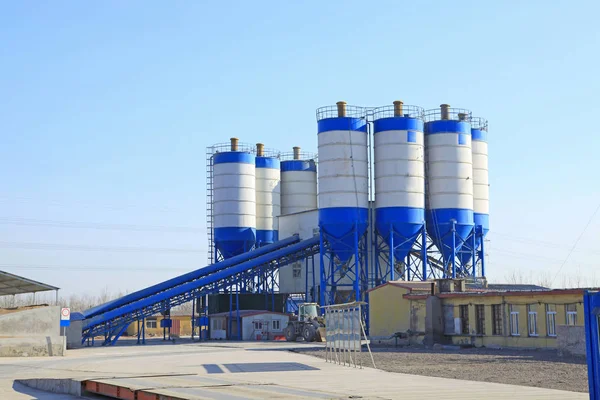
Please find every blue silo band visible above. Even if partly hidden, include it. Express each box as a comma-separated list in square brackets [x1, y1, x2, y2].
[317, 117, 367, 134]
[256, 157, 280, 169]
[281, 160, 317, 172]
[373, 117, 424, 133]
[425, 120, 471, 135]
[213, 151, 255, 165]
[471, 129, 488, 142]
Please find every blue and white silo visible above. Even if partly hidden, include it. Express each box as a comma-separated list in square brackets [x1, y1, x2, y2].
[280, 147, 317, 215]
[317, 101, 368, 305]
[373, 101, 425, 282]
[213, 138, 256, 259]
[424, 105, 474, 274]
[459, 117, 489, 270]
[255, 143, 281, 247]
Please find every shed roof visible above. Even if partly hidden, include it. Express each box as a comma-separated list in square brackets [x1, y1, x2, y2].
[209, 309, 289, 318]
[366, 280, 433, 294]
[0, 270, 59, 296]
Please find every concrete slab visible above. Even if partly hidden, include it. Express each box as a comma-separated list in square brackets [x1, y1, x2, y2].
[0, 340, 588, 399]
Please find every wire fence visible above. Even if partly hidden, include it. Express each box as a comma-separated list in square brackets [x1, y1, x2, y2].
[316, 104, 366, 121]
[470, 117, 489, 130]
[424, 107, 472, 122]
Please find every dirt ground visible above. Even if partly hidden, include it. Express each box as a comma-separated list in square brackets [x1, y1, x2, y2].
[294, 346, 589, 393]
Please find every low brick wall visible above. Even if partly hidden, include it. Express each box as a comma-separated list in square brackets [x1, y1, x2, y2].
[557, 325, 586, 356]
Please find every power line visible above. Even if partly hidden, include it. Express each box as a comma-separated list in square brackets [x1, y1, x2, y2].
[0, 195, 184, 213]
[551, 200, 600, 285]
[0, 241, 207, 254]
[0, 217, 203, 233]
[0, 263, 193, 272]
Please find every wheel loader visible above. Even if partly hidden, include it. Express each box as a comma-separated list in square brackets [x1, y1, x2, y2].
[284, 303, 325, 342]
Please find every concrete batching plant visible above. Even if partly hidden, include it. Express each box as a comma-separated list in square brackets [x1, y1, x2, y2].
[205, 100, 489, 309]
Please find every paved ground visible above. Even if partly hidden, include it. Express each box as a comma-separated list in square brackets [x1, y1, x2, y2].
[297, 346, 589, 393]
[0, 339, 589, 399]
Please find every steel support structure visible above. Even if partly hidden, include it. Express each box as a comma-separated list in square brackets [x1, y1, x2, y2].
[318, 226, 368, 308]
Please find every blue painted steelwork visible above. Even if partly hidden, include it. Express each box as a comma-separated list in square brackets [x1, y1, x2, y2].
[82, 236, 321, 344]
[317, 117, 367, 133]
[255, 157, 280, 169]
[280, 160, 317, 172]
[83, 236, 300, 319]
[584, 290, 600, 398]
[213, 151, 254, 165]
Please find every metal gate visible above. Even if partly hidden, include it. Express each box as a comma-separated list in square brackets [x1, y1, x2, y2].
[584, 290, 600, 398]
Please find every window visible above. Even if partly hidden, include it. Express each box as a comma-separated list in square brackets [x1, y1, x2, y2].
[146, 319, 157, 329]
[212, 318, 223, 331]
[459, 305, 469, 334]
[272, 320, 281, 331]
[492, 304, 503, 335]
[566, 304, 577, 326]
[475, 305, 485, 335]
[292, 263, 301, 278]
[546, 304, 557, 337]
[528, 304, 538, 336]
[253, 321, 263, 330]
[509, 304, 520, 336]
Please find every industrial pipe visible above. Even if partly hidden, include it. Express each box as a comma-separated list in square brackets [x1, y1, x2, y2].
[440, 104, 450, 120]
[230, 137, 239, 151]
[393, 100, 404, 117]
[293, 146, 301, 160]
[336, 101, 347, 117]
[256, 143, 264, 156]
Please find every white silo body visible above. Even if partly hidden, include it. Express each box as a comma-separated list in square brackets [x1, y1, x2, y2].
[373, 102, 425, 262]
[213, 138, 256, 258]
[280, 147, 317, 215]
[317, 102, 368, 262]
[255, 144, 281, 246]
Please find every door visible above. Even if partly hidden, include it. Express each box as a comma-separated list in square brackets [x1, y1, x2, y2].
[584, 291, 600, 399]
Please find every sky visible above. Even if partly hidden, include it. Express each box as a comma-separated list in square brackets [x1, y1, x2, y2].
[0, 1, 599, 298]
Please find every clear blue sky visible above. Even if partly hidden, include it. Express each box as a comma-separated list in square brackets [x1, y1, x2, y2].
[1, 1, 599, 298]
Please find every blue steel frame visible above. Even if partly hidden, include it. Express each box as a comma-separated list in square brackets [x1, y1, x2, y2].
[319, 226, 368, 308]
[374, 226, 429, 285]
[585, 290, 600, 398]
[424, 224, 483, 280]
[456, 225, 486, 278]
[82, 236, 320, 345]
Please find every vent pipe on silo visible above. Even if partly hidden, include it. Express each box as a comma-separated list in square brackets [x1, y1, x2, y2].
[336, 101, 347, 117]
[256, 143, 264, 156]
[458, 113, 467, 121]
[230, 137, 239, 151]
[293, 146, 301, 160]
[393, 100, 404, 117]
[440, 104, 450, 120]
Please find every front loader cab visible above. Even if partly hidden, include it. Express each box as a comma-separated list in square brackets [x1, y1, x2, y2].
[298, 303, 319, 322]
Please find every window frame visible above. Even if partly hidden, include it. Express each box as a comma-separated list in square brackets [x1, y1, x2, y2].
[146, 319, 157, 329]
[459, 304, 469, 334]
[292, 263, 302, 278]
[272, 320, 281, 331]
[475, 304, 485, 335]
[509, 304, 520, 336]
[546, 304, 557, 337]
[491, 304, 503, 336]
[566, 304, 577, 326]
[527, 304, 538, 337]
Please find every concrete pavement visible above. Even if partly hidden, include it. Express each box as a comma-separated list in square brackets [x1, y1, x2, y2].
[0, 339, 588, 399]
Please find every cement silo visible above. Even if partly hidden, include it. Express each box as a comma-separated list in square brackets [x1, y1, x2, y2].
[280, 147, 317, 215]
[373, 101, 425, 282]
[317, 101, 368, 305]
[255, 143, 281, 247]
[424, 105, 474, 276]
[213, 138, 256, 259]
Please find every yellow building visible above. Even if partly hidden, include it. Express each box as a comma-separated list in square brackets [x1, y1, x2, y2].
[368, 279, 589, 350]
[125, 314, 193, 338]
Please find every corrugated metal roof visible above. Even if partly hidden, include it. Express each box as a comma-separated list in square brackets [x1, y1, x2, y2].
[0, 270, 59, 296]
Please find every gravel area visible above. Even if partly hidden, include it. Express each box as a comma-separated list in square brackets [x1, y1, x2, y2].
[294, 346, 588, 393]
